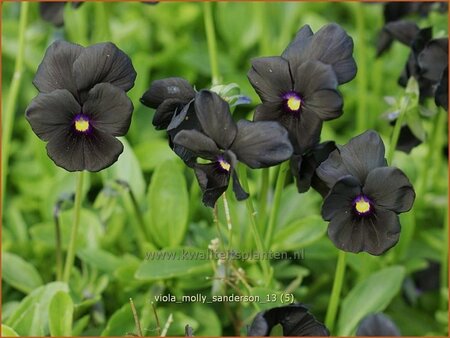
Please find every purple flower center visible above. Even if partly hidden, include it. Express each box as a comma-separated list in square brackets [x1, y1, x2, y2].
[73, 114, 91, 133]
[353, 195, 373, 216]
[216, 156, 231, 173]
[282, 91, 302, 114]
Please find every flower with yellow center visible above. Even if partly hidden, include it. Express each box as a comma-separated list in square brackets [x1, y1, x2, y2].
[75, 117, 90, 132]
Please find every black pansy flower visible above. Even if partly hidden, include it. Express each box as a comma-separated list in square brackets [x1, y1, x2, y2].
[356, 313, 401, 336]
[248, 24, 356, 153]
[290, 141, 336, 196]
[316, 131, 415, 255]
[248, 304, 329, 336]
[173, 90, 293, 207]
[376, 20, 421, 57]
[25, 40, 136, 172]
[39, 2, 82, 27]
[435, 66, 448, 111]
[382, 1, 447, 24]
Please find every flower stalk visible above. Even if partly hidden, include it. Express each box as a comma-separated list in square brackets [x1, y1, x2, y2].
[325, 250, 347, 333]
[203, 2, 220, 85]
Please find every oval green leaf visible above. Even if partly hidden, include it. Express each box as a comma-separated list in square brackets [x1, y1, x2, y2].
[2, 252, 43, 294]
[49, 291, 73, 336]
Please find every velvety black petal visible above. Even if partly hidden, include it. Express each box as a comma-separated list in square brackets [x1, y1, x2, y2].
[294, 61, 339, 97]
[328, 207, 401, 255]
[231, 120, 293, 169]
[140, 77, 195, 108]
[281, 25, 314, 61]
[247, 56, 292, 103]
[356, 313, 401, 336]
[194, 90, 237, 150]
[25, 89, 81, 142]
[316, 148, 348, 188]
[339, 130, 387, 183]
[418, 38, 449, 83]
[232, 171, 249, 201]
[73, 42, 137, 93]
[33, 40, 84, 97]
[82, 83, 133, 136]
[248, 304, 329, 336]
[396, 124, 422, 153]
[152, 98, 183, 130]
[303, 90, 343, 121]
[363, 167, 415, 213]
[377, 20, 420, 56]
[435, 67, 448, 111]
[279, 110, 323, 154]
[167, 99, 198, 133]
[46, 128, 124, 172]
[173, 129, 220, 161]
[253, 102, 284, 122]
[39, 3, 66, 27]
[322, 175, 361, 220]
[194, 163, 230, 208]
[286, 23, 356, 84]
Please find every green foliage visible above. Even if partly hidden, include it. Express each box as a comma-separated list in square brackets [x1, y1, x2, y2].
[49, 291, 74, 336]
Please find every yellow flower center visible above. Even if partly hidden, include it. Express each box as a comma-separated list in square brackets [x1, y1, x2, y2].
[287, 96, 301, 111]
[219, 159, 231, 172]
[355, 199, 370, 214]
[75, 117, 89, 132]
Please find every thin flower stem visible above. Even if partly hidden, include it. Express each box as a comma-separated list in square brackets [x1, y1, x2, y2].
[238, 165, 271, 285]
[2, 2, 29, 207]
[257, 168, 270, 231]
[325, 250, 346, 333]
[203, 2, 220, 85]
[440, 212, 448, 311]
[53, 204, 63, 281]
[63, 171, 85, 283]
[264, 161, 289, 249]
[222, 193, 233, 251]
[354, 2, 368, 133]
[161, 313, 173, 337]
[129, 298, 143, 337]
[387, 97, 409, 165]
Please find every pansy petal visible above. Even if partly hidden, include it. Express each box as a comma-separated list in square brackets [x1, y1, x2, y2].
[322, 175, 361, 220]
[152, 98, 183, 130]
[294, 61, 339, 97]
[194, 163, 230, 208]
[194, 90, 237, 150]
[231, 120, 293, 169]
[303, 89, 343, 121]
[396, 125, 422, 153]
[356, 313, 401, 336]
[253, 102, 283, 122]
[33, 40, 84, 96]
[316, 149, 348, 188]
[25, 89, 81, 142]
[73, 42, 137, 92]
[340, 130, 387, 183]
[140, 77, 195, 108]
[363, 167, 415, 213]
[39, 3, 66, 27]
[232, 171, 249, 201]
[173, 129, 220, 160]
[281, 25, 314, 65]
[436, 67, 448, 111]
[247, 56, 292, 103]
[419, 38, 448, 82]
[46, 128, 123, 172]
[82, 83, 133, 136]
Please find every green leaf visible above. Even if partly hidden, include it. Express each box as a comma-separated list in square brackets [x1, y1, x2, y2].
[134, 138, 177, 171]
[135, 247, 212, 281]
[147, 160, 189, 248]
[271, 215, 327, 251]
[337, 266, 405, 335]
[49, 291, 73, 336]
[2, 252, 43, 294]
[1, 324, 19, 337]
[6, 282, 68, 336]
[101, 302, 135, 336]
[76, 248, 122, 273]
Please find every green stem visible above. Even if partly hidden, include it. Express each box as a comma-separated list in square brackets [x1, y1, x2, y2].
[354, 2, 368, 133]
[440, 212, 448, 311]
[264, 161, 289, 249]
[238, 165, 271, 285]
[387, 97, 408, 165]
[53, 204, 63, 281]
[203, 2, 220, 85]
[257, 168, 270, 231]
[325, 250, 347, 333]
[2, 2, 29, 208]
[63, 171, 85, 283]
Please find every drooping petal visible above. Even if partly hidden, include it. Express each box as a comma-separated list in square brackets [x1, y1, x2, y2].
[140, 77, 195, 108]
[194, 163, 230, 208]
[231, 171, 249, 201]
[248, 304, 329, 336]
[230, 120, 293, 169]
[376, 20, 420, 56]
[395, 124, 422, 154]
[418, 38, 448, 83]
[247, 56, 292, 103]
[173, 129, 220, 160]
[194, 90, 237, 150]
[152, 98, 183, 130]
[45, 128, 123, 172]
[294, 60, 339, 97]
[33, 40, 84, 97]
[73, 42, 137, 93]
[25, 89, 81, 142]
[82, 83, 133, 136]
[363, 167, 415, 213]
[435, 67, 448, 111]
[356, 313, 401, 336]
[328, 207, 401, 255]
[322, 175, 361, 220]
[339, 130, 387, 183]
